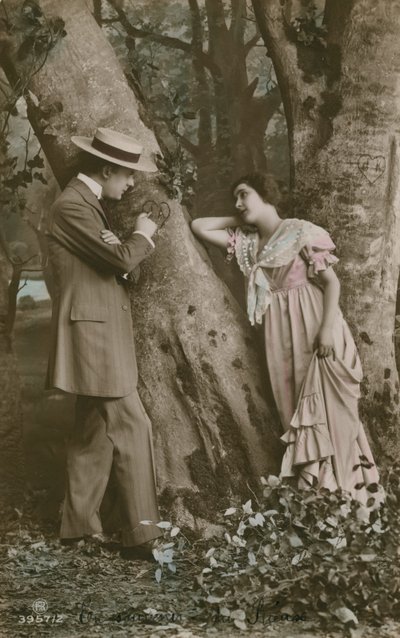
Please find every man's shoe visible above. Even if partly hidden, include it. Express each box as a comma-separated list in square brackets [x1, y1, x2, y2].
[61, 533, 119, 551]
[120, 540, 157, 562]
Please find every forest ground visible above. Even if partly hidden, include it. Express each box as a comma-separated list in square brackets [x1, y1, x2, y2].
[2, 302, 399, 637]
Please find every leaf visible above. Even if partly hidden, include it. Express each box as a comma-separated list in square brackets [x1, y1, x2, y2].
[207, 595, 224, 604]
[224, 507, 237, 516]
[232, 535, 246, 547]
[248, 551, 256, 565]
[287, 530, 303, 548]
[205, 547, 215, 558]
[170, 526, 180, 537]
[27, 154, 45, 169]
[291, 550, 309, 565]
[33, 172, 47, 184]
[231, 609, 246, 620]
[366, 482, 379, 493]
[332, 606, 358, 626]
[242, 499, 252, 514]
[255, 512, 265, 525]
[234, 619, 247, 630]
[267, 475, 281, 487]
[167, 562, 176, 573]
[155, 568, 162, 583]
[263, 509, 279, 518]
[263, 544, 273, 557]
[359, 553, 377, 562]
[156, 521, 172, 529]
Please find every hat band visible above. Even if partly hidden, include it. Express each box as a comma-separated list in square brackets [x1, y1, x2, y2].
[91, 137, 141, 163]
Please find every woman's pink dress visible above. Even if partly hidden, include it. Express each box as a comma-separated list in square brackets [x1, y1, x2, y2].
[229, 226, 382, 507]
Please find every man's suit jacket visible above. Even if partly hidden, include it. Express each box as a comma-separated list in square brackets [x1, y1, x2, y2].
[45, 177, 154, 397]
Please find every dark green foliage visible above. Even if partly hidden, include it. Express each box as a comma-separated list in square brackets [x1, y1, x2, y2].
[150, 467, 400, 632]
[17, 0, 66, 60]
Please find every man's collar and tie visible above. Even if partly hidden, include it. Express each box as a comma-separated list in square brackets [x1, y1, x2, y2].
[77, 172, 103, 199]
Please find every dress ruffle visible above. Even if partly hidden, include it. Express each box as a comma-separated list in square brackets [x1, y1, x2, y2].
[280, 357, 336, 488]
[307, 250, 339, 278]
[279, 352, 384, 507]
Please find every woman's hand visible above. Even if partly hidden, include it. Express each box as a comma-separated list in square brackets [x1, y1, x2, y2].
[316, 325, 335, 359]
[100, 229, 121, 245]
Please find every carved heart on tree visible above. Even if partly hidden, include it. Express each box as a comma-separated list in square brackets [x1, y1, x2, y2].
[357, 154, 386, 184]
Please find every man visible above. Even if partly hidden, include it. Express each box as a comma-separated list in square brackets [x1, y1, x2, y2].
[45, 127, 162, 561]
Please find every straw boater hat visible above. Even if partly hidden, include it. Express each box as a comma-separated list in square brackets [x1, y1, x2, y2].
[71, 127, 157, 173]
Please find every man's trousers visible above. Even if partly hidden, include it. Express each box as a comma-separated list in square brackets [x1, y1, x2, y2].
[60, 389, 162, 546]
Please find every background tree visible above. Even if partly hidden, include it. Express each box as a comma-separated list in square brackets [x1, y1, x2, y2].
[101, 0, 285, 214]
[252, 0, 400, 458]
[0, 13, 55, 506]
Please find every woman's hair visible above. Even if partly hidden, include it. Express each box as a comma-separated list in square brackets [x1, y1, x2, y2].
[231, 172, 283, 207]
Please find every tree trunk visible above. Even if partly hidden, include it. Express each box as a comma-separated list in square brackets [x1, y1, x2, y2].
[6, 0, 282, 532]
[0, 245, 24, 508]
[253, 0, 400, 458]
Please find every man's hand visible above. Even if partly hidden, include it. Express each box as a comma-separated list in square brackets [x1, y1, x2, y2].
[100, 230, 121, 245]
[135, 213, 157, 238]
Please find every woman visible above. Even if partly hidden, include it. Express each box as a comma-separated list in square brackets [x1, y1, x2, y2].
[191, 173, 382, 507]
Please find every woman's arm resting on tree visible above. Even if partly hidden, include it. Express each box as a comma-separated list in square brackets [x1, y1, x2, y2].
[190, 215, 243, 249]
[316, 267, 341, 358]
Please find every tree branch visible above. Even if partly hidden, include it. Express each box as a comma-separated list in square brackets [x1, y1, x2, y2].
[251, 0, 304, 145]
[244, 30, 261, 55]
[106, 0, 221, 76]
[188, 0, 213, 148]
[230, 0, 246, 44]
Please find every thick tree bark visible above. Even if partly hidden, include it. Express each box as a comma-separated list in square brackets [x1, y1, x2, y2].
[252, 0, 400, 458]
[6, 0, 282, 531]
[0, 245, 24, 507]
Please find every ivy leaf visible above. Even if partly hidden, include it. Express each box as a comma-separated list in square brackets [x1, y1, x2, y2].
[287, 530, 303, 548]
[248, 551, 256, 566]
[231, 609, 246, 620]
[242, 499, 252, 514]
[207, 595, 224, 604]
[156, 521, 172, 529]
[267, 475, 281, 487]
[366, 483, 379, 493]
[331, 606, 358, 626]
